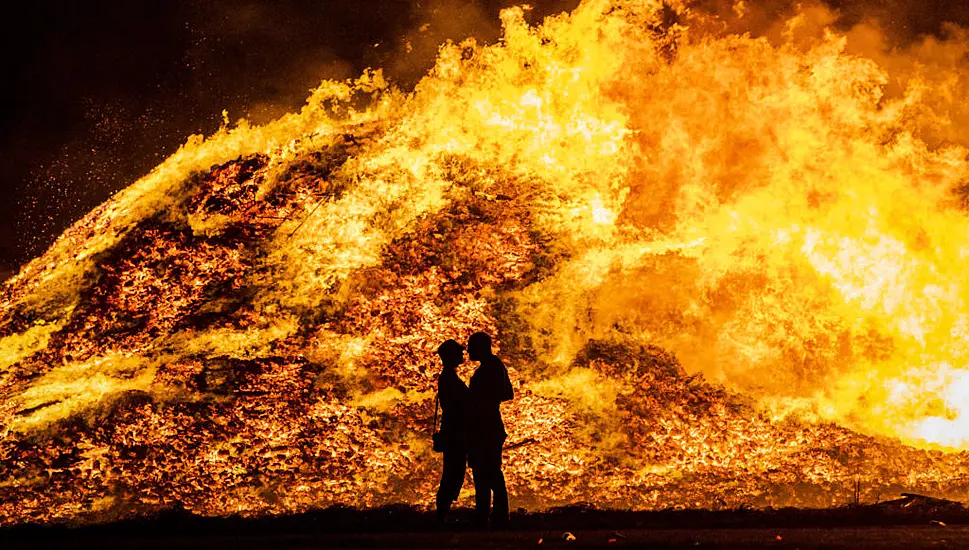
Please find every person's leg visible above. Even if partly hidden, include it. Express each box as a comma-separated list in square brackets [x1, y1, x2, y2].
[453, 446, 467, 500]
[490, 442, 509, 528]
[470, 450, 491, 528]
[437, 448, 466, 521]
[436, 454, 452, 521]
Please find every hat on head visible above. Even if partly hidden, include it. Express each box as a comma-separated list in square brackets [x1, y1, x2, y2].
[437, 339, 465, 357]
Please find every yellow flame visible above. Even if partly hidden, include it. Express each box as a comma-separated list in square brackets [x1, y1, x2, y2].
[7, 0, 969, 455]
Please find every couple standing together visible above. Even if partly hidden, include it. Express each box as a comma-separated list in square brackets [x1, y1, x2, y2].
[435, 332, 514, 529]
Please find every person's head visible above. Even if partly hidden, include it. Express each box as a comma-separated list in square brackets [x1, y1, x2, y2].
[467, 332, 492, 361]
[437, 339, 465, 370]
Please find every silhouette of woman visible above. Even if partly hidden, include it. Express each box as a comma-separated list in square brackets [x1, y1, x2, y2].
[435, 339, 469, 523]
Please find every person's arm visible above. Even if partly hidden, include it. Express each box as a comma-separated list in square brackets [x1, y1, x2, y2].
[472, 362, 507, 403]
[439, 374, 453, 413]
[498, 360, 514, 402]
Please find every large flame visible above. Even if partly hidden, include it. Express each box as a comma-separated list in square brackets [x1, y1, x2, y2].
[4, 0, 969, 524]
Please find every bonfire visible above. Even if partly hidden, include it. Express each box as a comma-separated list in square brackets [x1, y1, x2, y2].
[3, 0, 969, 525]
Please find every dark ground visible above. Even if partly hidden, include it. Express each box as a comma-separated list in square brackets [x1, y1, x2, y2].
[4, 495, 969, 549]
[5, 526, 967, 549]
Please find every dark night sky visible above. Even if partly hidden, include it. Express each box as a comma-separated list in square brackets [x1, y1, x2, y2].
[0, 0, 966, 278]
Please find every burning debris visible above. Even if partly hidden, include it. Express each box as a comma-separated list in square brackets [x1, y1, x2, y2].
[3, 0, 969, 525]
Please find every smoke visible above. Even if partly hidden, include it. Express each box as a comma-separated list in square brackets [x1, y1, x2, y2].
[694, 0, 969, 151]
[383, 0, 581, 87]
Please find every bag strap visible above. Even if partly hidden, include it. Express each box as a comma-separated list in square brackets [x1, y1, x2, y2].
[433, 392, 440, 432]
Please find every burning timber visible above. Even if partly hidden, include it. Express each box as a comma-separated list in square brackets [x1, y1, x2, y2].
[5, 0, 969, 526]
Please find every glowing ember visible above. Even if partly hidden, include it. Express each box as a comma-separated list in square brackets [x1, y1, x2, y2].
[3, 0, 969, 525]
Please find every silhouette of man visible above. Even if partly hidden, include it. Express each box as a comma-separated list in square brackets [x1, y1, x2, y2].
[435, 339, 469, 523]
[466, 332, 514, 529]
